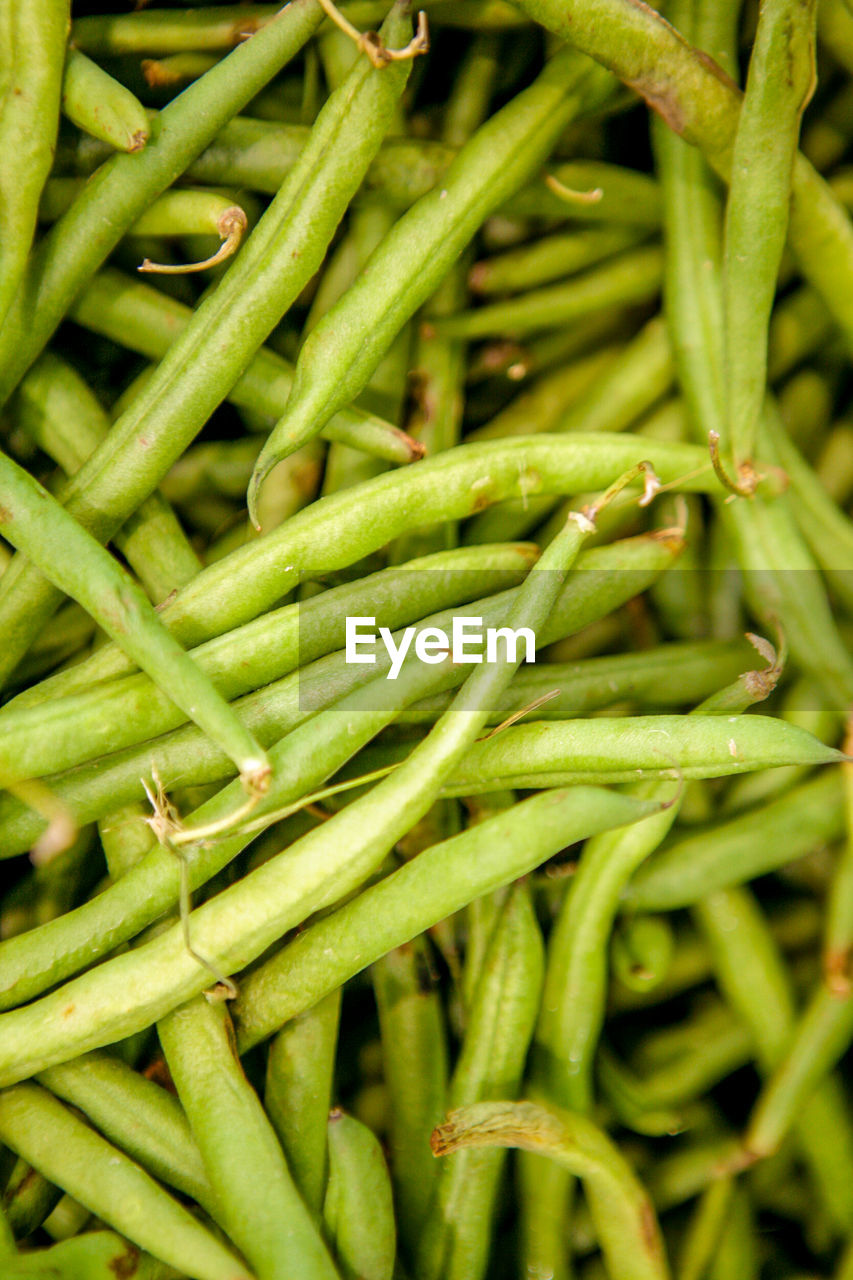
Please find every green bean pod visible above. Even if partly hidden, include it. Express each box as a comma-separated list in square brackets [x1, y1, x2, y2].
[0, 534, 676, 871]
[61, 48, 149, 152]
[264, 990, 341, 1216]
[721, 0, 817, 472]
[248, 46, 617, 517]
[0, 0, 68, 330]
[0, 452, 269, 791]
[0, 1230, 166, 1279]
[12, 350, 200, 603]
[8, 433, 714, 696]
[626, 771, 844, 911]
[416, 883, 543, 1280]
[0, 0, 324, 405]
[431, 1100, 670, 1280]
[67, 268, 418, 464]
[610, 915, 675, 993]
[0, 1083, 249, 1280]
[323, 1109, 395, 1280]
[469, 224, 649, 295]
[372, 941, 447, 1250]
[159, 996, 339, 1280]
[3, 1156, 61, 1241]
[36, 1051, 216, 1216]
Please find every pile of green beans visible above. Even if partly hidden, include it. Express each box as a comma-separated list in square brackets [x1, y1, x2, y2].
[3, 2, 853, 1276]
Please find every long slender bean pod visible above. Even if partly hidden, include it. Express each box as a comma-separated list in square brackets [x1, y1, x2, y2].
[416, 883, 543, 1280]
[626, 771, 844, 911]
[0, 0, 324, 404]
[507, 0, 853, 358]
[0, 535, 675, 870]
[721, 0, 817, 473]
[36, 1051, 216, 1215]
[0, 2, 417, 688]
[0, 454, 269, 791]
[0, 0, 68, 330]
[7, 433, 715, 696]
[323, 1109, 395, 1280]
[159, 996, 340, 1280]
[60, 48, 149, 152]
[264, 990, 341, 1216]
[372, 942, 447, 1249]
[67, 268, 418, 463]
[431, 1100, 670, 1280]
[248, 46, 617, 517]
[0, 1084, 249, 1280]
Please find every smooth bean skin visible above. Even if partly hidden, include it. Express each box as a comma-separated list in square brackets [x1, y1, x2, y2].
[0, 0, 68, 330]
[61, 48, 150, 152]
[323, 1110, 396, 1280]
[0, 1084, 250, 1280]
[233, 787, 662, 1052]
[416, 883, 543, 1280]
[248, 48, 617, 515]
[0, 451, 268, 788]
[0, 1, 416, 690]
[372, 941, 447, 1251]
[159, 997, 339, 1280]
[625, 771, 844, 911]
[0, 0, 324, 406]
[0, 1231, 164, 1279]
[0, 534, 675, 869]
[264, 990, 341, 1216]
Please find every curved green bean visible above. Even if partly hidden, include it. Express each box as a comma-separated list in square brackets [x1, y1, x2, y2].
[431, 1100, 670, 1280]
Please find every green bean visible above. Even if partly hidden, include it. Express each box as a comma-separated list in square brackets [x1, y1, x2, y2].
[776, 369, 834, 454]
[0, 1084, 249, 1280]
[0, 0, 67, 331]
[143, 51, 221, 88]
[0, 0, 324, 405]
[12, 350, 201, 603]
[595, 1050, 690, 1138]
[9, 433, 715, 701]
[158, 996, 339, 1280]
[0, 504, 598, 1059]
[416, 883, 543, 1280]
[61, 48, 149, 153]
[399, 637, 755, 726]
[432, 245, 663, 343]
[468, 346, 620, 443]
[233, 787, 662, 1054]
[759, 399, 853, 614]
[0, 2, 420, 687]
[469, 225, 650, 295]
[677, 1176, 736, 1280]
[247, 46, 618, 517]
[432, 1100, 670, 1280]
[372, 942, 447, 1250]
[0, 535, 672, 866]
[721, 0, 817, 475]
[264, 990, 341, 1216]
[0, 1230, 171, 1279]
[745, 983, 853, 1161]
[816, 422, 853, 506]
[0, 544, 536, 782]
[431, 714, 844, 792]
[626, 771, 844, 911]
[36, 1051, 216, 1217]
[610, 916, 674, 993]
[3, 1157, 61, 1241]
[323, 1109, 395, 1280]
[694, 886, 853, 1232]
[826, 745, 853, 994]
[65, 267, 412, 461]
[0, 454, 270, 792]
